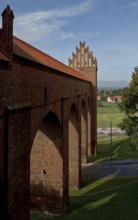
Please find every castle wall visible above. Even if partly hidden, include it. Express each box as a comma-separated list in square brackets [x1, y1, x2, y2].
[0, 6, 97, 220]
[0, 57, 93, 219]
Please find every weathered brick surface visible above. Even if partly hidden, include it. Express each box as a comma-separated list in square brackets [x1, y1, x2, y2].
[0, 6, 97, 220]
[81, 100, 88, 164]
[69, 104, 80, 189]
[0, 116, 6, 219]
[6, 105, 31, 220]
[30, 112, 63, 213]
[77, 68, 97, 155]
[88, 108, 92, 155]
[0, 62, 93, 219]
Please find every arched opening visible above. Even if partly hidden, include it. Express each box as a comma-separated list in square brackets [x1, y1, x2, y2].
[30, 111, 63, 213]
[87, 98, 92, 155]
[81, 100, 88, 164]
[69, 104, 80, 189]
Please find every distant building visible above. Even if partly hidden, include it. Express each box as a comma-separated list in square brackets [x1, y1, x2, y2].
[107, 96, 122, 102]
[97, 95, 102, 101]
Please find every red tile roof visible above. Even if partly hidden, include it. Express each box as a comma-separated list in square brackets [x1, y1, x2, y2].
[13, 36, 89, 82]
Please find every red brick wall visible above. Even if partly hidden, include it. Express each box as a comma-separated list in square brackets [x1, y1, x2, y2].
[0, 6, 14, 64]
[6, 105, 31, 220]
[0, 55, 94, 220]
[87, 100, 92, 155]
[0, 116, 6, 219]
[30, 112, 64, 213]
[79, 68, 97, 154]
[0, 6, 96, 219]
[68, 41, 97, 155]
[81, 100, 88, 163]
[69, 104, 80, 189]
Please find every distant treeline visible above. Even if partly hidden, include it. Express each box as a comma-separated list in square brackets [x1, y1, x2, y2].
[97, 87, 127, 101]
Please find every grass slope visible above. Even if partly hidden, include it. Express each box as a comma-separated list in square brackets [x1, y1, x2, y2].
[89, 136, 138, 163]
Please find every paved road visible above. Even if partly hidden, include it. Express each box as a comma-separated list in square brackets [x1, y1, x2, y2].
[89, 129, 137, 178]
[82, 159, 138, 179]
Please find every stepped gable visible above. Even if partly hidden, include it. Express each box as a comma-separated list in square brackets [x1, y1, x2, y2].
[68, 41, 97, 70]
[13, 36, 89, 82]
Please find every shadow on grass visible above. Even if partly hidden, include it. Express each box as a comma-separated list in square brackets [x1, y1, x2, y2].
[40, 177, 138, 220]
[31, 136, 138, 220]
[30, 176, 138, 220]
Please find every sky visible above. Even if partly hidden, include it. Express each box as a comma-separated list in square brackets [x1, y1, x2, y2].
[0, 0, 138, 84]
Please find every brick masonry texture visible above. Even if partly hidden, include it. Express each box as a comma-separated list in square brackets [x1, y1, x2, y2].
[0, 6, 97, 220]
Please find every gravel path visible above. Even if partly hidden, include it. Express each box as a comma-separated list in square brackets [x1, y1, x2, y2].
[97, 126, 126, 136]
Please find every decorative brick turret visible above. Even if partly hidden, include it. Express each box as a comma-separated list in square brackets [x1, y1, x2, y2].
[68, 41, 98, 155]
[0, 5, 14, 67]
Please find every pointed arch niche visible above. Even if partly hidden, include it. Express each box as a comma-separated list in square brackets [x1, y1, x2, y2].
[30, 111, 63, 213]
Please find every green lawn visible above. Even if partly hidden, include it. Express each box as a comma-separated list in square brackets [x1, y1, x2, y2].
[31, 177, 138, 220]
[97, 101, 125, 126]
[89, 136, 138, 163]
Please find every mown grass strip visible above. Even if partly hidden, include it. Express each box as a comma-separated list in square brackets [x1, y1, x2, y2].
[97, 101, 125, 126]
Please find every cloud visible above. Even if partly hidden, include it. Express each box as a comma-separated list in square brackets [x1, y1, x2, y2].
[59, 32, 77, 40]
[14, 0, 98, 43]
[125, 1, 138, 9]
[58, 30, 102, 41]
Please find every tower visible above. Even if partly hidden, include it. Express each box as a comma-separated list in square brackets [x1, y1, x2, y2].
[0, 5, 14, 67]
[68, 41, 97, 154]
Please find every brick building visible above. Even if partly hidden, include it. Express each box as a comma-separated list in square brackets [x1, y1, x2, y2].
[0, 6, 97, 220]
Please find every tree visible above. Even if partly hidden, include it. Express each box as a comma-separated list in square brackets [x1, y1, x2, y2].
[119, 66, 138, 150]
[112, 88, 126, 96]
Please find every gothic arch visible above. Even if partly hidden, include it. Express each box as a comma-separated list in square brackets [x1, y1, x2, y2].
[69, 104, 80, 189]
[30, 111, 63, 213]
